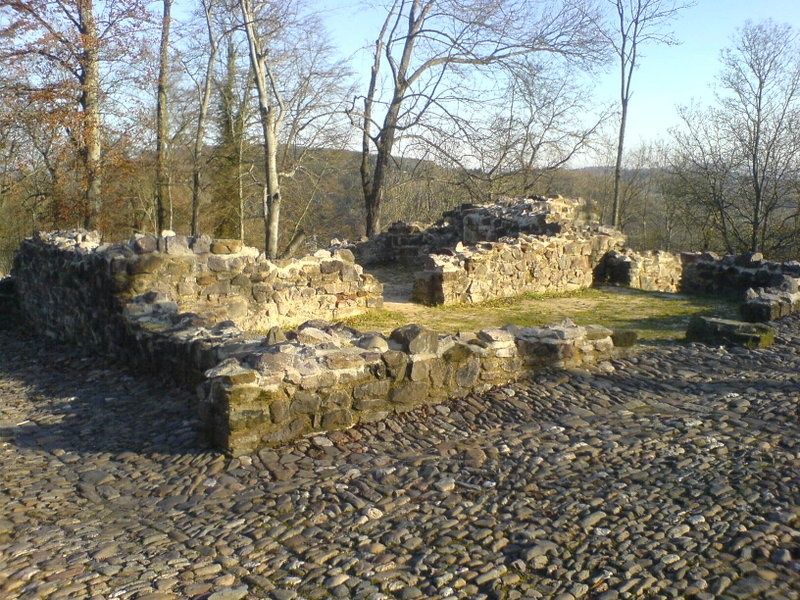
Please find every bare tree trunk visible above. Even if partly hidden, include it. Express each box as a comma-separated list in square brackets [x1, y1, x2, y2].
[365, 123, 399, 237]
[239, 0, 284, 258]
[359, 12, 389, 238]
[749, 86, 764, 253]
[611, 98, 627, 228]
[262, 108, 281, 256]
[237, 132, 245, 241]
[191, 0, 217, 237]
[279, 228, 305, 258]
[360, 4, 417, 238]
[77, 0, 102, 230]
[155, 0, 172, 233]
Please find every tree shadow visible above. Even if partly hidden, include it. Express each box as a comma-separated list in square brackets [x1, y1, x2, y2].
[0, 317, 211, 457]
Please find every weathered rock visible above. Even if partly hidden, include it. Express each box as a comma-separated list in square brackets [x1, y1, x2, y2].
[390, 324, 439, 355]
[686, 316, 775, 348]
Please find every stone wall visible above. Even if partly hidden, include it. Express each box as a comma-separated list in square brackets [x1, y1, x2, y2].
[595, 249, 684, 293]
[10, 229, 619, 455]
[597, 248, 800, 322]
[341, 195, 597, 267]
[680, 252, 800, 296]
[411, 228, 624, 305]
[12, 231, 383, 338]
[200, 319, 616, 455]
[680, 252, 800, 322]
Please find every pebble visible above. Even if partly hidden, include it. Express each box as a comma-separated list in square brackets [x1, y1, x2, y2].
[0, 315, 799, 598]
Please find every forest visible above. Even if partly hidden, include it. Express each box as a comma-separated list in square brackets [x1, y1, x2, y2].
[0, 0, 798, 271]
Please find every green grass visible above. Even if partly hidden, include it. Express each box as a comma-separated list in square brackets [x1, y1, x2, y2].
[340, 286, 740, 344]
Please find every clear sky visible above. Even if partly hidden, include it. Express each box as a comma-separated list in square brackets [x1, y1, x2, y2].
[316, 0, 800, 149]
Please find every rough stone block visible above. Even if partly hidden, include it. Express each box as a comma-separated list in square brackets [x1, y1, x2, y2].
[390, 324, 439, 354]
[740, 301, 778, 323]
[321, 409, 353, 430]
[390, 381, 430, 405]
[686, 316, 775, 349]
[210, 239, 243, 254]
[133, 236, 158, 254]
[611, 330, 638, 347]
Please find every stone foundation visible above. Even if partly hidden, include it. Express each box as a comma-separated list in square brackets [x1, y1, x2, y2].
[201, 320, 615, 455]
[411, 228, 624, 305]
[10, 230, 619, 455]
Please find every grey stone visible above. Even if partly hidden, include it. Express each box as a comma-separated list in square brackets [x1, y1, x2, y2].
[390, 324, 439, 354]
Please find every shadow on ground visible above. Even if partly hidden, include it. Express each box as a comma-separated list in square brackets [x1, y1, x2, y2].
[0, 313, 210, 457]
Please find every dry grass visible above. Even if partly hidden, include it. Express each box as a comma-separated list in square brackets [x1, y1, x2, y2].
[340, 286, 739, 345]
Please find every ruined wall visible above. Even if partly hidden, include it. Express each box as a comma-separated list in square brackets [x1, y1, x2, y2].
[10, 230, 619, 455]
[681, 252, 800, 322]
[595, 249, 684, 293]
[680, 252, 799, 296]
[597, 248, 800, 322]
[411, 228, 624, 305]
[343, 195, 596, 267]
[347, 221, 459, 267]
[12, 231, 383, 338]
[125, 234, 382, 331]
[201, 320, 616, 455]
[11, 232, 256, 386]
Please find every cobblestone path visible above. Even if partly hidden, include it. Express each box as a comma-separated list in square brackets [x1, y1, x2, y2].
[1, 316, 798, 600]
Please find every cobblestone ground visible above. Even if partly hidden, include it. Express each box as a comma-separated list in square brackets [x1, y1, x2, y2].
[1, 316, 799, 600]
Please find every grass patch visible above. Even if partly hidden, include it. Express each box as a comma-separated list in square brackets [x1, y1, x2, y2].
[340, 286, 739, 344]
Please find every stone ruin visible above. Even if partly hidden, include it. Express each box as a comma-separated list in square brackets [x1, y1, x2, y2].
[4, 195, 800, 455]
[6, 228, 616, 455]
[337, 194, 800, 318]
[336, 196, 626, 304]
[595, 247, 800, 320]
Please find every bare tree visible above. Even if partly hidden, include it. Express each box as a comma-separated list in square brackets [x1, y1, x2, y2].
[604, 0, 692, 228]
[668, 21, 800, 256]
[428, 59, 607, 201]
[353, 0, 604, 237]
[721, 20, 800, 253]
[238, 0, 284, 257]
[155, 0, 173, 232]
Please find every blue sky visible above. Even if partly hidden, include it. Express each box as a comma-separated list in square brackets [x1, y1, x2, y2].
[316, 0, 800, 148]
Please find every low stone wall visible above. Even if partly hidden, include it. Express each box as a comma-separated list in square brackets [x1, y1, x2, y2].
[201, 320, 616, 455]
[680, 252, 799, 296]
[341, 195, 596, 267]
[680, 252, 800, 322]
[597, 248, 800, 321]
[411, 228, 624, 305]
[13, 231, 383, 337]
[10, 229, 619, 455]
[595, 249, 684, 293]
